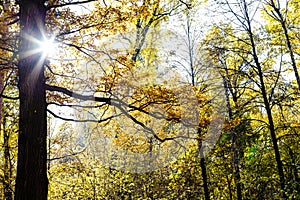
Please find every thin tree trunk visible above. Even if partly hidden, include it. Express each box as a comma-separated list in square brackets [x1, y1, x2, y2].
[281, 21, 300, 90]
[254, 47, 287, 198]
[223, 76, 242, 200]
[200, 156, 210, 200]
[246, 14, 287, 199]
[15, 0, 48, 199]
[0, 57, 12, 200]
[0, 61, 3, 198]
[198, 135, 210, 200]
[225, 0, 287, 198]
[189, 13, 209, 197]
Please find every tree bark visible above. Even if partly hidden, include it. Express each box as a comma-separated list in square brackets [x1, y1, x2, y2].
[15, 0, 48, 199]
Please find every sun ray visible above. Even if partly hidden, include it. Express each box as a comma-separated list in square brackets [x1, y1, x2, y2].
[21, 32, 57, 59]
[20, 29, 57, 85]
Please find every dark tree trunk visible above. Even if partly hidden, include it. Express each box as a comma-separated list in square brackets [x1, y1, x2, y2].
[200, 157, 210, 200]
[246, 18, 287, 200]
[1, 49, 13, 200]
[232, 1, 287, 197]
[0, 63, 3, 198]
[253, 47, 287, 199]
[223, 76, 242, 200]
[281, 20, 300, 90]
[198, 137, 210, 200]
[15, 0, 48, 199]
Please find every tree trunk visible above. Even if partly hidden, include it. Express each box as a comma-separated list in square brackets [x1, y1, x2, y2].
[236, 1, 287, 197]
[281, 20, 300, 90]
[200, 157, 210, 200]
[223, 76, 242, 200]
[247, 20, 287, 200]
[1, 45, 12, 200]
[198, 136, 210, 200]
[15, 0, 48, 199]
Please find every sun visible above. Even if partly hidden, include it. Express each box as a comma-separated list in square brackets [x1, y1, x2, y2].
[20, 34, 58, 83]
[37, 36, 57, 57]
[21, 33, 57, 60]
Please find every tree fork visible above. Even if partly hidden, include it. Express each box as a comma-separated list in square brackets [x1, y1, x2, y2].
[15, 0, 48, 199]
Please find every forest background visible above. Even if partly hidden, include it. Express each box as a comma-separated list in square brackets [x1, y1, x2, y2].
[0, 0, 299, 199]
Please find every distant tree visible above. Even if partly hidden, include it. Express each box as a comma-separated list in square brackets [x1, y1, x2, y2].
[263, 0, 300, 90]
[210, 0, 288, 198]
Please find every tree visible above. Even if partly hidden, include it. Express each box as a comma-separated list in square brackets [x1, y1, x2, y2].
[262, 0, 300, 90]
[13, 0, 192, 198]
[0, 2, 18, 199]
[203, 23, 253, 200]
[209, 0, 288, 198]
[1, 0, 298, 199]
[170, 10, 212, 199]
[1, 96, 18, 200]
[15, 1, 48, 199]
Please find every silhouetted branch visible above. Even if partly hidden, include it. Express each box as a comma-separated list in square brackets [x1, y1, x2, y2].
[47, 109, 116, 123]
[47, 0, 97, 10]
[45, 84, 111, 104]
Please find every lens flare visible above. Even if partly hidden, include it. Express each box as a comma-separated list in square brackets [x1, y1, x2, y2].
[20, 33, 57, 60]
[38, 35, 57, 57]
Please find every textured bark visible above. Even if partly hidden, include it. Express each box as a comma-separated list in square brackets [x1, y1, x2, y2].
[15, 0, 48, 199]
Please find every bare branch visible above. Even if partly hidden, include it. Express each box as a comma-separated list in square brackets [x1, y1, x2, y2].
[47, 109, 116, 123]
[47, 101, 108, 109]
[47, 0, 97, 10]
[45, 84, 111, 104]
[0, 94, 19, 100]
[48, 149, 87, 162]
